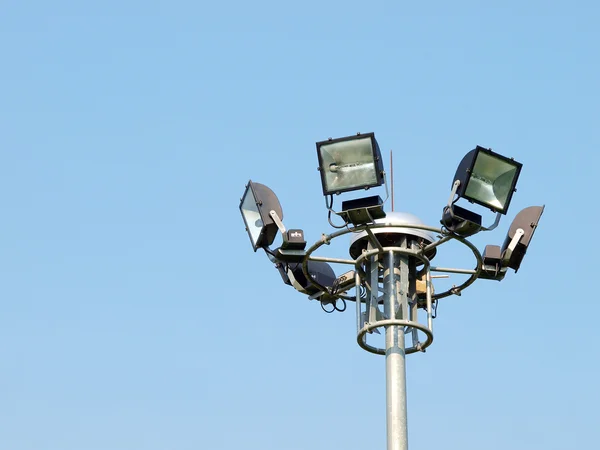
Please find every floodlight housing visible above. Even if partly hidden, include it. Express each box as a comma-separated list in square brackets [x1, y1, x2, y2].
[316, 133, 384, 195]
[288, 261, 337, 296]
[501, 205, 544, 272]
[239, 180, 283, 251]
[453, 146, 522, 214]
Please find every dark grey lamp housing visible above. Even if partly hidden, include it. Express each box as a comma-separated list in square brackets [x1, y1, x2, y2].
[501, 205, 544, 272]
[316, 133, 384, 196]
[239, 180, 283, 251]
[287, 261, 337, 296]
[478, 205, 544, 280]
[453, 146, 522, 214]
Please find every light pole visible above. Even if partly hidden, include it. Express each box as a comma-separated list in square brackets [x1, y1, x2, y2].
[383, 247, 409, 449]
[240, 134, 544, 449]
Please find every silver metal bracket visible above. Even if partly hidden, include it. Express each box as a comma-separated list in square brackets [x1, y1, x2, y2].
[481, 212, 502, 232]
[502, 228, 525, 266]
[269, 210, 286, 235]
[447, 180, 461, 208]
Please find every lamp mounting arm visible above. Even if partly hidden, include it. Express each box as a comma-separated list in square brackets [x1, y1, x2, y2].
[269, 210, 286, 235]
[447, 180, 461, 208]
[502, 228, 525, 266]
[481, 212, 502, 232]
[381, 171, 390, 206]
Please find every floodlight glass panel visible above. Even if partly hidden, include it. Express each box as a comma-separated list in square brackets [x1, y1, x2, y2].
[318, 135, 382, 195]
[240, 188, 263, 248]
[239, 180, 282, 251]
[464, 151, 521, 213]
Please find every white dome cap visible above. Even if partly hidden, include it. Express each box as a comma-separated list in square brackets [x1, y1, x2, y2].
[349, 212, 438, 261]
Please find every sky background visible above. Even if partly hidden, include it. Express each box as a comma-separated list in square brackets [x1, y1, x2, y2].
[1, 1, 599, 449]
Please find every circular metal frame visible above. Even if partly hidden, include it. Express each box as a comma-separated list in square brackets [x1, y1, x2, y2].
[299, 222, 484, 355]
[301, 222, 483, 301]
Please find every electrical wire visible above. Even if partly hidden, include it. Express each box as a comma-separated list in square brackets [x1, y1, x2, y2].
[263, 247, 278, 258]
[327, 194, 348, 229]
[333, 299, 347, 312]
[321, 301, 336, 313]
[328, 209, 348, 228]
[320, 298, 347, 313]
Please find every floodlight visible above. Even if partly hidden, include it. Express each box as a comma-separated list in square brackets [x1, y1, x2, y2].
[339, 195, 386, 225]
[453, 146, 522, 214]
[501, 205, 544, 272]
[316, 133, 384, 195]
[287, 261, 336, 296]
[239, 180, 283, 251]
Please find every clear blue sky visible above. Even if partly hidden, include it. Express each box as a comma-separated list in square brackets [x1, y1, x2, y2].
[1, 1, 598, 449]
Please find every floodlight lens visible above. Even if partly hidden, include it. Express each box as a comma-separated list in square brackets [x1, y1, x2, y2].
[320, 138, 377, 192]
[240, 188, 262, 247]
[316, 134, 383, 195]
[464, 150, 521, 212]
[239, 180, 283, 251]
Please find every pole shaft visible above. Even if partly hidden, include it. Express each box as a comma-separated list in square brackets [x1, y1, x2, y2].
[383, 250, 409, 450]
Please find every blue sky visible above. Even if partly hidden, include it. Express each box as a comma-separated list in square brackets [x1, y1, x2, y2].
[1, 1, 599, 449]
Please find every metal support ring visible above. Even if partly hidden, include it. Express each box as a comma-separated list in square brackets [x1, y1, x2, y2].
[357, 319, 434, 355]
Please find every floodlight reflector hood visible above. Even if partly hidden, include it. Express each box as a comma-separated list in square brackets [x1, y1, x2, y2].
[239, 180, 283, 251]
[453, 146, 522, 214]
[288, 261, 336, 295]
[501, 205, 544, 272]
[317, 133, 384, 195]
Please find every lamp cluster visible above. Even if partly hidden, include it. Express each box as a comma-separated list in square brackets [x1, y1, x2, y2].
[240, 133, 544, 305]
[440, 145, 543, 279]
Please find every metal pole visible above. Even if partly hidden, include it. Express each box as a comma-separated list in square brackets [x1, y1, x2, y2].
[383, 249, 409, 450]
